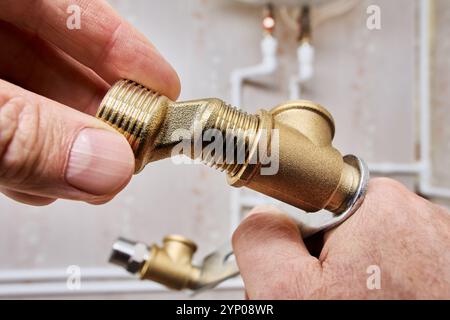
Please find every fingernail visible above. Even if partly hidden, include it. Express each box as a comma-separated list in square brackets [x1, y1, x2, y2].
[66, 129, 135, 195]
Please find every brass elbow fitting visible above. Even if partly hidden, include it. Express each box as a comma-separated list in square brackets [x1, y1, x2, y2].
[109, 235, 238, 291]
[110, 236, 201, 290]
[97, 79, 366, 214]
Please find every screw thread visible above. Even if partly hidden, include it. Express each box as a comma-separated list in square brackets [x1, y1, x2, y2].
[97, 80, 261, 176]
[96, 80, 162, 155]
[202, 103, 260, 177]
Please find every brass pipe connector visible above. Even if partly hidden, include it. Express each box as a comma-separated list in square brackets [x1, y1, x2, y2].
[97, 79, 365, 214]
[110, 235, 201, 290]
[109, 235, 238, 291]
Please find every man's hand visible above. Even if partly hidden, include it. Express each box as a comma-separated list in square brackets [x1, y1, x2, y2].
[0, 0, 180, 205]
[233, 178, 450, 299]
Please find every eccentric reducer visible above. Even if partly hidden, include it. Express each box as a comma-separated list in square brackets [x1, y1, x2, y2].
[97, 79, 367, 215]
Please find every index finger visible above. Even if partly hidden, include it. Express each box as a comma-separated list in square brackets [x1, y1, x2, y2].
[0, 0, 180, 100]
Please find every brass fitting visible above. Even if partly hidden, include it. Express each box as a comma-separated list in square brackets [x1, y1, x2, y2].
[97, 79, 365, 214]
[110, 235, 199, 290]
[109, 235, 237, 291]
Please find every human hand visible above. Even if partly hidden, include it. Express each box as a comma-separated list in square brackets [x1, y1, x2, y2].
[0, 0, 179, 205]
[232, 178, 450, 299]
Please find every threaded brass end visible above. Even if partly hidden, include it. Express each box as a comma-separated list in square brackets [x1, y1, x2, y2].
[96, 80, 261, 175]
[96, 80, 163, 158]
[202, 103, 260, 177]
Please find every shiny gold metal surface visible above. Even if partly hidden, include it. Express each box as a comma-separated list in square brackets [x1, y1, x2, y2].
[97, 79, 361, 214]
[110, 235, 240, 291]
[140, 235, 201, 290]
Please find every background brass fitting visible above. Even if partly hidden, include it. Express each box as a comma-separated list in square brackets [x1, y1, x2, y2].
[142, 235, 200, 290]
[109, 235, 238, 291]
[97, 79, 363, 214]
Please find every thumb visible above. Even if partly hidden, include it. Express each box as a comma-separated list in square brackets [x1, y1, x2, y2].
[0, 81, 134, 204]
[232, 206, 323, 299]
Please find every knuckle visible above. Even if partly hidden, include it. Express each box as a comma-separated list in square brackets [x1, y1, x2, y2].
[248, 205, 283, 216]
[232, 213, 268, 248]
[370, 177, 408, 196]
[362, 178, 437, 229]
[0, 96, 42, 182]
[365, 178, 411, 213]
[97, 21, 125, 70]
[232, 212, 297, 249]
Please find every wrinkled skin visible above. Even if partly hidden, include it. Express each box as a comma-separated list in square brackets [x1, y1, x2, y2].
[0, 0, 179, 205]
[233, 178, 450, 299]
